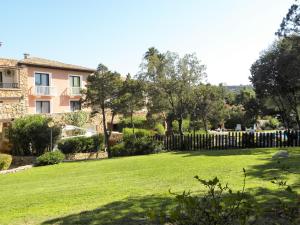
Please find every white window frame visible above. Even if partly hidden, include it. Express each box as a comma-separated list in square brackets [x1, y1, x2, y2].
[68, 74, 82, 88]
[68, 74, 83, 96]
[34, 71, 52, 87]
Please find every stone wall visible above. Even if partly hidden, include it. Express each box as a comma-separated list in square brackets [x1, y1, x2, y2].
[0, 60, 28, 120]
[64, 151, 108, 161]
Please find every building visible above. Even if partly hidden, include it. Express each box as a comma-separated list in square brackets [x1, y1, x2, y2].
[0, 54, 95, 152]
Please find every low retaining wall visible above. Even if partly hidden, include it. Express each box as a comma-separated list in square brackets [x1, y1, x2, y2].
[11, 156, 36, 168]
[64, 151, 108, 161]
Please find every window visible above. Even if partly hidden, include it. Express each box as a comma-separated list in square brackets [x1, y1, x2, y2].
[0, 71, 2, 83]
[35, 73, 50, 86]
[70, 101, 81, 112]
[70, 76, 81, 87]
[36, 101, 50, 113]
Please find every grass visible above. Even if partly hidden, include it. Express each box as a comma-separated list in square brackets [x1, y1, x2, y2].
[0, 148, 300, 225]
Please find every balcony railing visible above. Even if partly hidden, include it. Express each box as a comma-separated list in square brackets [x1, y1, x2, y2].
[69, 87, 82, 96]
[34, 86, 56, 96]
[0, 83, 20, 89]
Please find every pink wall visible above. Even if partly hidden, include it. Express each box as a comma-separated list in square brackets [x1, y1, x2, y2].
[27, 66, 91, 114]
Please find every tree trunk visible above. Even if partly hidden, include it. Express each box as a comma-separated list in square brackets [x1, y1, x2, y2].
[101, 106, 109, 152]
[130, 111, 136, 138]
[178, 116, 184, 136]
[166, 117, 173, 135]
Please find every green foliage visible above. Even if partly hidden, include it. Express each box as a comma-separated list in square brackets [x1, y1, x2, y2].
[151, 169, 256, 225]
[36, 151, 65, 166]
[139, 48, 206, 135]
[191, 84, 227, 131]
[154, 123, 165, 135]
[118, 116, 147, 131]
[262, 116, 281, 130]
[83, 63, 124, 151]
[57, 134, 103, 154]
[0, 154, 12, 170]
[151, 167, 300, 225]
[63, 111, 89, 127]
[276, 2, 300, 37]
[250, 36, 300, 129]
[172, 119, 190, 134]
[108, 136, 163, 157]
[8, 115, 61, 156]
[118, 75, 145, 129]
[122, 128, 154, 138]
[235, 87, 256, 106]
[225, 105, 245, 129]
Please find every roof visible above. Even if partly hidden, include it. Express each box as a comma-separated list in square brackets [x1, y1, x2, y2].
[18, 57, 95, 73]
[0, 58, 18, 67]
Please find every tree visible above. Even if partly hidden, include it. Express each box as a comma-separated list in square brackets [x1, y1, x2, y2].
[82, 64, 123, 151]
[191, 84, 227, 132]
[139, 48, 206, 135]
[234, 87, 255, 106]
[276, 1, 300, 37]
[119, 74, 145, 135]
[250, 36, 300, 129]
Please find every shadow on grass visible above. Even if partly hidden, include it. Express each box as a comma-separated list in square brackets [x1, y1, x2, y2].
[41, 195, 173, 225]
[170, 148, 276, 157]
[246, 149, 300, 183]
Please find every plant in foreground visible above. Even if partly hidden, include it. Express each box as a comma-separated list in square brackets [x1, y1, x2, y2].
[150, 167, 300, 225]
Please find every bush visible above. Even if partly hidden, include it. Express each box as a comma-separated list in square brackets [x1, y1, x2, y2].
[63, 111, 89, 127]
[9, 115, 61, 156]
[122, 128, 154, 138]
[36, 151, 65, 166]
[109, 143, 127, 157]
[108, 136, 163, 157]
[57, 134, 103, 154]
[118, 116, 148, 131]
[0, 154, 12, 170]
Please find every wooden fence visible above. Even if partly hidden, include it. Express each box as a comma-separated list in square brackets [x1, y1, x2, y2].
[152, 131, 300, 151]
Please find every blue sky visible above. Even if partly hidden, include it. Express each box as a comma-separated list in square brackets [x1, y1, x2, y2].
[0, 0, 295, 85]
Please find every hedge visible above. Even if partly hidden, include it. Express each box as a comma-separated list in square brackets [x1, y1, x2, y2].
[57, 134, 104, 154]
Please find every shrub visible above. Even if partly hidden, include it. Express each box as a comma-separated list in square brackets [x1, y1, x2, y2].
[154, 123, 165, 135]
[122, 128, 154, 138]
[109, 143, 127, 157]
[118, 116, 148, 131]
[57, 134, 103, 154]
[108, 136, 163, 157]
[0, 154, 12, 170]
[36, 151, 65, 166]
[9, 115, 61, 156]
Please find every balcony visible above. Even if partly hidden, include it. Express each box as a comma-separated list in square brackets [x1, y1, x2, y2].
[0, 83, 20, 89]
[69, 87, 82, 96]
[34, 86, 57, 96]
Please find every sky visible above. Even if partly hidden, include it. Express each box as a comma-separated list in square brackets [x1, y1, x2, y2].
[0, 0, 295, 85]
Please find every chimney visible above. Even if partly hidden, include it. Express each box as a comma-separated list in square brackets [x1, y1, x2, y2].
[23, 53, 30, 59]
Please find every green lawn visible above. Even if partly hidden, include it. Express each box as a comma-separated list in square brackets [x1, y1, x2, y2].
[0, 148, 300, 225]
